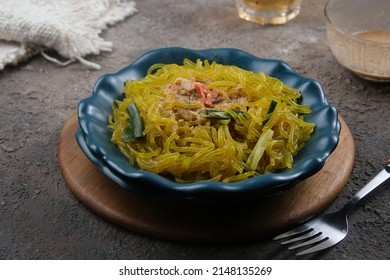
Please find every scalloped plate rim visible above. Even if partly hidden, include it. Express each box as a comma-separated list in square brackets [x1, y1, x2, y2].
[77, 47, 340, 200]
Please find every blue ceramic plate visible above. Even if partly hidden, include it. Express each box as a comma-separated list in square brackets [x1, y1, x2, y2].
[77, 47, 340, 203]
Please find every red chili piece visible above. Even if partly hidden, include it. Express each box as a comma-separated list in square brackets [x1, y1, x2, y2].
[194, 83, 215, 108]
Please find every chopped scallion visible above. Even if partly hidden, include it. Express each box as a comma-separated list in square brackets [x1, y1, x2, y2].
[203, 109, 247, 120]
[262, 100, 278, 126]
[246, 129, 274, 170]
[122, 102, 144, 141]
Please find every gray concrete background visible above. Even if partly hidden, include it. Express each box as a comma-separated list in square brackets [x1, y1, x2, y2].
[1, 0, 389, 259]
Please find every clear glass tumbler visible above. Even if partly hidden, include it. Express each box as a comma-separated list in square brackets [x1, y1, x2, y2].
[235, 0, 302, 25]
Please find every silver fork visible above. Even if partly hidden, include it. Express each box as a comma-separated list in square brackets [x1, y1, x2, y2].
[273, 159, 390, 256]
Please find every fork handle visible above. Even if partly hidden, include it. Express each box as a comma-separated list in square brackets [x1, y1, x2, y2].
[343, 159, 390, 215]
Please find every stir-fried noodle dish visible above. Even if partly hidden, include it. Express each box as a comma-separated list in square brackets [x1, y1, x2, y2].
[109, 59, 315, 183]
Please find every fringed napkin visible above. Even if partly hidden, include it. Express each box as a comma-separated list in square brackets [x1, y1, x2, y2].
[0, 0, 137, 70]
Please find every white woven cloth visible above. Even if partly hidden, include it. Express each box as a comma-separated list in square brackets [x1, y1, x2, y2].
[0, 0, 137, 70]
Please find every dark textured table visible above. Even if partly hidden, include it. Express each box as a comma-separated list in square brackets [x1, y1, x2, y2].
[1, 0, 389, 260]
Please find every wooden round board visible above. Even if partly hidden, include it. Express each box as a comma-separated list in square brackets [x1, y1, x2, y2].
[58, 112, 355, 243]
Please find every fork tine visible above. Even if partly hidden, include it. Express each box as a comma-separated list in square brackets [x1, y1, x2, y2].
[280, 229, 319, 245]
[273, 223, 313, 240]
[288, 234, 327, 250]
[296, 238, 336, 256]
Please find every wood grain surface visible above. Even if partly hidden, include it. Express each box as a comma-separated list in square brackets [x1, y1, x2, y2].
[58, 112, 355, 243]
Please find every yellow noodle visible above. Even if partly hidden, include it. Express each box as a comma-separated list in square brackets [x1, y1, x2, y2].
[108, 60, 315, 182]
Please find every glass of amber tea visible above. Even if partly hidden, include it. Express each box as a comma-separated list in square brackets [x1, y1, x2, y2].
[235, 0, 302, 25]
